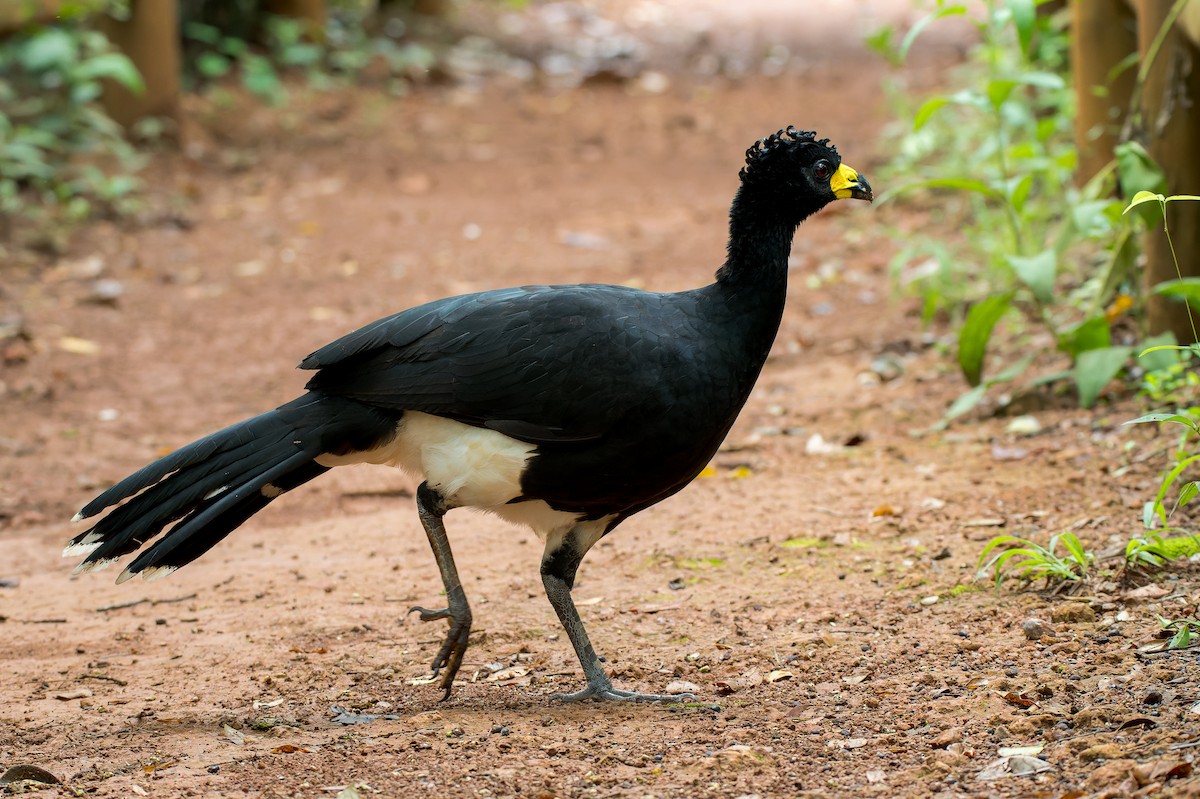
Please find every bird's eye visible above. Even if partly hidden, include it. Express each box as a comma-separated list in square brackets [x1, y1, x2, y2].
[813, 160, 832, 180]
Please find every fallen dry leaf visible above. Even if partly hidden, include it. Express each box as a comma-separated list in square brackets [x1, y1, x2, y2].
[827, 738, 869, 750]
[715, 670, 763, 695]
[997, 743, 1044, 757]
[1126, 583, 1169, 600]
[977, 755, 1053, 780]
[665, 680, 701, 695]
[486, 665, 529, 682]
[1133, 759, 1192, 785]
[223, 724, 245, 746]
[271, 744, 312, 754]
[766, 670, 794, 683]
[963, 517, 1006, 528]
[1001, 692, 1037, 709]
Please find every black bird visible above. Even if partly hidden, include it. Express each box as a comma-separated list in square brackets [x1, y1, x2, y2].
[66, 127, 872, 703]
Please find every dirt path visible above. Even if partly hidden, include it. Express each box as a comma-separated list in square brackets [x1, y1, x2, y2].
[2, 6, 1199, 798]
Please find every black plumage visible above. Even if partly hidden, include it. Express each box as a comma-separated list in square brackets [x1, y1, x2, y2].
[66, 126, 872, 703]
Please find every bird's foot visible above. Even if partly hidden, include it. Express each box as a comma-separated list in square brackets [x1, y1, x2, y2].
[550, 679, 695, 704]
[408, 602, 472, 700]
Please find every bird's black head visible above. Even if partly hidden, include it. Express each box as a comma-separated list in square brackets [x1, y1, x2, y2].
[738, 127, 873, 225]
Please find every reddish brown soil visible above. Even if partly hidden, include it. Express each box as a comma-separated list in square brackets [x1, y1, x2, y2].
[2, 13, 1199, 799]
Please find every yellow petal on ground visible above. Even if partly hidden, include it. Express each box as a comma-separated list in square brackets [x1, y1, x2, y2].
[729, 465, 753, 479]
[698, 465, 718, 478]
[59, 336, 100, 355]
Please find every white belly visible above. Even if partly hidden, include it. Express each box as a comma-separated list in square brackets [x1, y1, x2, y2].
[315, 411, 584, 538]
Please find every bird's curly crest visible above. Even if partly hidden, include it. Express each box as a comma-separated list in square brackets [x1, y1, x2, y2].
[739, 126, 835, 181]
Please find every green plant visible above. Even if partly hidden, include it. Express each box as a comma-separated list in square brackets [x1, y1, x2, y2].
[1124, 533, 1200, 573]
[1155, 614, 1200, 650]
[873, 1, 1180, 422]
[1139, 347, 1197, 405]
[0, 18, 145, 244]
[977, 531, 1094, 592]
[1124, 405, 1200, 575]
[181, 5, 438, 106]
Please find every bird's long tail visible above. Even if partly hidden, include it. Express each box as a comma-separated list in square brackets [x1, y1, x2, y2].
[65, 393, 399, 583]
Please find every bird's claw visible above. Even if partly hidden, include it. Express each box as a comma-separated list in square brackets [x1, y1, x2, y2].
[550, 683, 696, 704]
[408, 603, 471, 698]
[407, 604, 452, 623]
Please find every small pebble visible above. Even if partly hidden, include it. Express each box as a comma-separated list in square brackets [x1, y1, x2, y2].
[1005, 415, 1041, 436]
[1022, 618, 1054, 641]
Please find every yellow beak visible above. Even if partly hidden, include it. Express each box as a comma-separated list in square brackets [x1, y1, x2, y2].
[830, 163, 873, 201]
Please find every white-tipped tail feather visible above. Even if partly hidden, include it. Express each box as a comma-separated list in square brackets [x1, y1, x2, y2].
[138, 565, 179, 582]
[63, 532, 105, 558]
[72, 555, 119, 576]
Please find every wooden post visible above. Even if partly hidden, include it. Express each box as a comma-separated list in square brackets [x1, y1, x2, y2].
[1135, 0, 1200, 342]
[97, 0, 181, 127]
[1070, 0, 1137, 185]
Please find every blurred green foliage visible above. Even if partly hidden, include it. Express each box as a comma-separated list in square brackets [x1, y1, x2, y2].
[0, 14, 144, 247]
[870, 0, 1190, 419]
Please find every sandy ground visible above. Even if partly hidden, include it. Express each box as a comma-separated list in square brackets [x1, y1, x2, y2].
[2, 3, 1199, 797]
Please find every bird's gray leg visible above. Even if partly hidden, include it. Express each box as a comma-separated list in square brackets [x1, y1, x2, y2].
[541, 525, 692, 704]
[407, 482, 472, 700]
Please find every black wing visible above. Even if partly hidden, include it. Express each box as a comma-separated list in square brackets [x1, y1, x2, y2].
[300, 285, 706, 444]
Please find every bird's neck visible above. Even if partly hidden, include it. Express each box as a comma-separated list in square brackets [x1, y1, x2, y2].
[693, 191, 805, 396]
[709, 188, 802, 329]
[714, 182, 807, 288]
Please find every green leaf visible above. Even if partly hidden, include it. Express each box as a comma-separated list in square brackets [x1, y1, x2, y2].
[1007, 0, 1036, 53]
[1122, 189, 1164, 216]
[986, 79, 1016, 110]
[1074, 346, 1132, 408]
[864, 24, 901, 66]
[991, 353, 1035, 383]
[898, 4, 968, 62]
[183, 21, 223, 45]
[913, 97, 949, 131]
[1153, 277, 1200, 310]
[196, 52, 230, 79]
[19, 28, 78, 72]
[1125, 412, 1197, 427]
[944, 384, 987, 422]
[958, 293, 1013, 386]
[1007, 250, 1056, 304]
[77, 52, 144, 93]
[1136, 332, 1180, 373]
[1116, 142, 1167, 198]
[1015, 70, 1066, 90]
[1007, 174, 1033, 214]
[1176, 481, 1199, 509]
[1058, 316, 1110, 359]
